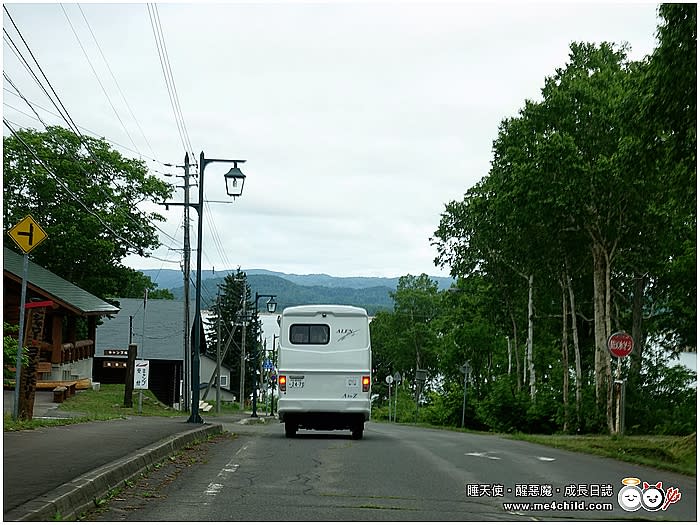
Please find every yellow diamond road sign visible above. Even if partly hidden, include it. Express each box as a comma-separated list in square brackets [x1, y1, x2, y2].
[7, 215, 48, 253]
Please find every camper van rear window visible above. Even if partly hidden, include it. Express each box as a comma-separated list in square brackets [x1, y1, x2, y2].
[290, 324, 330, 345]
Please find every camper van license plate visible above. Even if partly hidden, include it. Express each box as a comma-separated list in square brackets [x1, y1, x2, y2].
[288, 376, 305, 389]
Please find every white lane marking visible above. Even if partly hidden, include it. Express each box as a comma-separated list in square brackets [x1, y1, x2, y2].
[537, 456, 556, 462]
[465, 451, 501, 460]
[220, 459, 240, 476]
[204, 457, 242, 498]
[205, 482, 223, 496]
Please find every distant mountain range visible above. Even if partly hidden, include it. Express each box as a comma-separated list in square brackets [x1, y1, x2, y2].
[140, 269, 454, 315]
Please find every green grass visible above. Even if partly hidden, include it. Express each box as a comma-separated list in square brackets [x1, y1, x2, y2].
[3, 384, 245, 431]
[509, 432, 696, 477]
[372, 419, 696, 476]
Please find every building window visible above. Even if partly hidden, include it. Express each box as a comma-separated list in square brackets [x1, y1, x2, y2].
[219, 375, 228, 388]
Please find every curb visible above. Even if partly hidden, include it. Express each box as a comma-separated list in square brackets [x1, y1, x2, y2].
[4, 423, 224, 522]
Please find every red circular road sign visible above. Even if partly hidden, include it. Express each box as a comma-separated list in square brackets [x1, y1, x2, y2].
[608, 331, 634, 358]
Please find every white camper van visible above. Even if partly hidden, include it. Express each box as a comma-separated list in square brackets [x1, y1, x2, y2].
[277, 305, 372, 439]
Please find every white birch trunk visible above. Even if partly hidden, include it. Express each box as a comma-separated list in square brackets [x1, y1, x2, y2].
[526, 274, 536, 399]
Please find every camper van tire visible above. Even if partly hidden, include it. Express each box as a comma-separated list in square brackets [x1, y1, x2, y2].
[285, 420, 297, 438]
[351, 423, 364, 440]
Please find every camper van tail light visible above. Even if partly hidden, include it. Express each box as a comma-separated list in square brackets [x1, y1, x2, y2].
[279, 375, 287, 392]
[362, 376, 371, 392]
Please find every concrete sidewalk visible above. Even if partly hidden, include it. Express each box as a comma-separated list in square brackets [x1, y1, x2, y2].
[2, 390, 230, 521]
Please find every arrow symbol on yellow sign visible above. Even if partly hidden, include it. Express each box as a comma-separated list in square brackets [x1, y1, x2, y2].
[16, 222, 36, 245]
[7, 215, 48, 253]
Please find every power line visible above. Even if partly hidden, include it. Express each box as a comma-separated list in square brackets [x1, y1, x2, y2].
[2, 31, 79, 136]
[77, 3, 159, 161]
[3, 73, 46, 126]
[59, 3, 141, 156]
[146, 3, 194, 159]
[4, 6, 82, 137]
[3, 87, 172, 168]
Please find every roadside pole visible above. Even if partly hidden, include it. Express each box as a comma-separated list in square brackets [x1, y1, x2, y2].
[7, 215, 48, 420]
[386, 374, 394, 422]
[393, 372, 401, 423]
[607, 331, 634, 435]
[13, 254, 29, 420]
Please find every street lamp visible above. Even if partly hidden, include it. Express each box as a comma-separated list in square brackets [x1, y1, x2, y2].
[223, 162, 246, 197]
[252, 292, 277, 417]
[188, 151, 247, 424]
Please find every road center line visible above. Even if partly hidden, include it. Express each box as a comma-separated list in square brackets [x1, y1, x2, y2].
[465, 452, 501, 460]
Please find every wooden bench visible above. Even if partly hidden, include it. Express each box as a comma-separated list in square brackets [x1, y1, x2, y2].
[53, 386, 67, 403]
[47, 381, 78, 403]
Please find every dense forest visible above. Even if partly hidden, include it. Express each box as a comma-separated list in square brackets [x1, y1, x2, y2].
[371, 4, 696, 436]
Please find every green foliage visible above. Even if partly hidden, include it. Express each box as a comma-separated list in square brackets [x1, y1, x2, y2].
[421, 382, 481, 429]
[625, 347, 697, 435]
[3, 323, 27, 386]
[204, 269, 261, 400]
[3, 125, 173, 299]
[476, 376, 531, 433]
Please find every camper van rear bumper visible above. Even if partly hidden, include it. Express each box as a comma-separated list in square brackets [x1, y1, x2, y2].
[278, 399, 370, 422]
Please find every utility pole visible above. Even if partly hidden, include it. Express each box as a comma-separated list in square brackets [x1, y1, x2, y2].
[162, 153, 193, 411]
[239, 300, 247, 411]
[181, 153, 192, 412]
[216, 291, 222, 413]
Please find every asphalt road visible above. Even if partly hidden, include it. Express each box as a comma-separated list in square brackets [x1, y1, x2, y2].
[84, 421, 697, 522]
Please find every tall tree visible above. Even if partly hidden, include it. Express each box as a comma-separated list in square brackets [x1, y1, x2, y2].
[635, 3, 696, 356]
[205, 269, 260, 400]
[389, 274, 441, 382]
[3, 126, 173, 298]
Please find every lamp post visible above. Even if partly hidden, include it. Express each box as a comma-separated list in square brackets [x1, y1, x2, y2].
[252, 292, 277, 417]
[188, 151, 246, 424]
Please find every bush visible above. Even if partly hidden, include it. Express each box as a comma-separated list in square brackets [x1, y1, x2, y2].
[477, 377, 530, 433]
[3, 323, 27, 386]
[626, 359, 696, 435]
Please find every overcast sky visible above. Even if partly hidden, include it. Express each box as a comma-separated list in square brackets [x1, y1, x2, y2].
[3, 1, 661, 278]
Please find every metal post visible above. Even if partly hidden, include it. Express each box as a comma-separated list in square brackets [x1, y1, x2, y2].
[394, 373, 400, 423]
[188, 151, 206, 424]
[216, 292, 222, 413]
[461, 368, 467, 428]
[12, 254, 29, 420]
[271, 333, 278, 416]
[182, 153, 191, 411]
[388, 381, 392, 422]
[252, 326, 260, 418]
[240, 301, 246, 411]
[620, 379, 626, 436]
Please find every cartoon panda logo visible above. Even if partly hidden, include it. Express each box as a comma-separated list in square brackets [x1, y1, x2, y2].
[641, 481, 665, 512]
[618, 478, 642, 512]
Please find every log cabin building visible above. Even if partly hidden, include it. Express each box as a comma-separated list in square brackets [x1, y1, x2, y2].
[3, 246, 119, 387]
